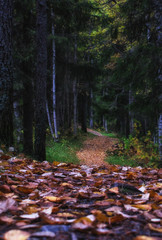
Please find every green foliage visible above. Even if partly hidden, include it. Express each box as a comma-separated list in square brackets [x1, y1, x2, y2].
[46, 132, 94, 164]
[46, 138, 79, 164]
[111, 121, 160, 167]
[106, 155, 138, 167]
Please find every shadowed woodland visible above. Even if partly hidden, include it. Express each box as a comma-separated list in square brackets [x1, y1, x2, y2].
[0, 0, 162, 162]
[0, 0, 162, 239]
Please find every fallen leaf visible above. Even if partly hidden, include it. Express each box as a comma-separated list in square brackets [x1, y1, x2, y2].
[72, 217, 93, 231]
[0, 198, 16, 214]
[133, 236, 162, 240]
[20, 213, 39, 219]
[148, 223, 162, 233]
[4, 230, 30, 240]
[131, 204, 152, 211]
[39, 212, 65, 224]
[44, 196, 62, 202]
[31, 231, 55, 238]
[0, 216, 14, 224]
[109, 187, 119, 194]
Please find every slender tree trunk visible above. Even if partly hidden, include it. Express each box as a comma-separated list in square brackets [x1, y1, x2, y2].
[73, 37, 78, 136]
[0, 0, 13, 146]
[102, 89, 108, 132]
[13, 100, 21, 146]
[103, 115, 108, 132]
[153, 0, 162, 160]
[46, 101, 55, 140]
[129, 88, 134, 134]
[35, 0, 47, 161]
[73, 78, 78, 136]
[51, 8, 58, 139]
[81, 93, 87, 133]
[90, 88, 93, 128]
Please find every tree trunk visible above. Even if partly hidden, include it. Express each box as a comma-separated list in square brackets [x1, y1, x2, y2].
[23, 72, 33, 155]
[22, 7, 34, 156]
[13, 100, 22, 147]
[129, 88, 134, 134]
[51, 9, 58, 140]
[34, 0, 47, 161]
[46, 101, 55, 140]
[89, 88, 93, 128]
[0, 0, 13, 146]
[103, 115, 108, 132]
[73, 37, 78, 136]
[153, 0, 162, 160]
[81, 93, 87, 133]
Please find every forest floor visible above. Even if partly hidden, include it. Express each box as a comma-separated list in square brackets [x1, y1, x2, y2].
[76, 129, 118, 166]
[0, 131, 162, 240]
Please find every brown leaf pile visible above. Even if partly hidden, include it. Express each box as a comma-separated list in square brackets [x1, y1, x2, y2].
[0, 154, 162, 240]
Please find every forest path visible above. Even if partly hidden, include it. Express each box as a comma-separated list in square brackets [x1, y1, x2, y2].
[76, 129, 117, 166]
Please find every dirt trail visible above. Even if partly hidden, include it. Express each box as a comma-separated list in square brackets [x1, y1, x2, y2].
[77, 130, 117, 166]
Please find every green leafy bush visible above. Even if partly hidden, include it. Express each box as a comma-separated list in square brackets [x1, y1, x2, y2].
[112, 121, 160, 167]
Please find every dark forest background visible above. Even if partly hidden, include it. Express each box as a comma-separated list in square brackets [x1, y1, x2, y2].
[0, 0, 161, 161]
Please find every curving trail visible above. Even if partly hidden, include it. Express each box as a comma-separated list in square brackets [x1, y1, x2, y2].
[76, 130, 117, 166]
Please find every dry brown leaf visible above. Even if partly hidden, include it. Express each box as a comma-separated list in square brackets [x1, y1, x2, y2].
[39, 212, 65, 224]
[0, 215, 14, 224]
[0, 198, 16, 214]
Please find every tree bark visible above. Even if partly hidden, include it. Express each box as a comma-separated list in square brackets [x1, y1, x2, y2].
[21, 7, 34, 156]
[153, 0, 162, 160]
[129, 88, 134, 135]
[23, 72, 33, 155]
[0, 0, 13, 146]
[81, 93, 87, 133]
[46, 100, 55, 140]
[73, 37, 78, 136]
[89, 88, 94, 128]
[51, 8, 58, 140]
[34, 0, 47, 161]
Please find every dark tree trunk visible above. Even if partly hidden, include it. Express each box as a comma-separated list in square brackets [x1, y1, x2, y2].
[0, 0, 13, 146]
[89, 88, 93, 128]
[81, 93, 87, 133]
[73, 37, 78, 136]
[153, 0, 162, 160]
[23, 66, 33, 155]
[34, 0, 47, 161]
[21, 10, 34, 156]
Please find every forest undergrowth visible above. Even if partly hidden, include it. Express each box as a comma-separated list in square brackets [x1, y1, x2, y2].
[46, 125, 160, 168]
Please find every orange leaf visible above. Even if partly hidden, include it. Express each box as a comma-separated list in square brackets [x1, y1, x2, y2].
[148, 223, 162, 233]
[133, 236, 162, 240]
[44, 196, 62, 202]
[4, 230, 30, 240]
[149, 190, 162, 202]
[109, 187, 119, 194]
[131, 204, 152, 211]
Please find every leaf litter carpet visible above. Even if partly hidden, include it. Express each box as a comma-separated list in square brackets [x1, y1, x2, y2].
[0, 142, 162, 240]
